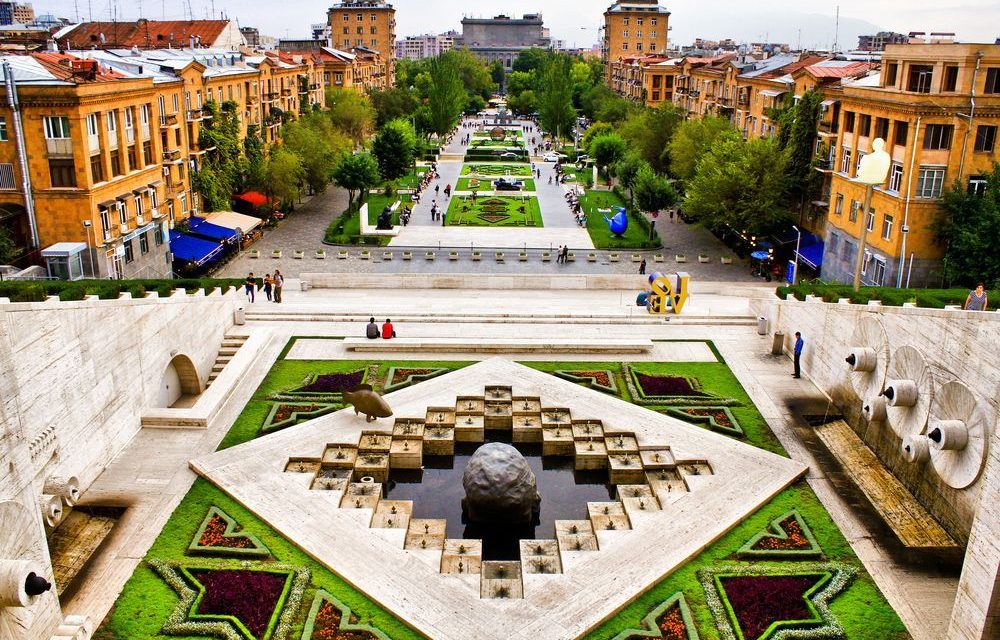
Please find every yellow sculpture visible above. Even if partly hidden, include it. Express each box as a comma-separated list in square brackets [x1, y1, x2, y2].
[644, 272, 690, 315]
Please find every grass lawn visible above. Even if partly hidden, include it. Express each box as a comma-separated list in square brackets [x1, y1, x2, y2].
[581, 189, 660, 250]
[392, 168, 427, 190]
[445, 195, 543, 227]
[364, 193, 413, 227]
[470, 139, 525, 149]
[455, 177, 536, 192]
[461, 163, 533, 176]
[324, 194, 412, 246]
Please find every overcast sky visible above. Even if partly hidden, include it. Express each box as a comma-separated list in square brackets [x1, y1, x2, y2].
[48, 0, 1000, 48]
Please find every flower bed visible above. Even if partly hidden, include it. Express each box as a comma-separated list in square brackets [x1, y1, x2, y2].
[261, 403, 339, 434]
[446, 195, 542, 227]
[187, 507, 271, 558]
[275, 370, 368, 401]
[302, 590, 392, 640]
[383, 367, 450, 393]
[737, 510, 821, 559]
[610, 593, 698, 640]
[553, 369, 618, 394]
[624, 365, 738, 407]
[699, 563, 857, 640]
[664, 407, 743, 436]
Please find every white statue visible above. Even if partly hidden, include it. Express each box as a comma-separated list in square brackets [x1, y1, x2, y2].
[856, 138, 891, 186]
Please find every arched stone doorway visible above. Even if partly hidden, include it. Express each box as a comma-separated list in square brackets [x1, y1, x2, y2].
[158, 354, 203, 407]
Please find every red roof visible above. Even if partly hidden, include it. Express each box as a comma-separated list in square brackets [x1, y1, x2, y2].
[58, 20, 233, 49]
[31, 52, 127, 82]
[802, 61, 873, 79]
[755, 55, 829, 79]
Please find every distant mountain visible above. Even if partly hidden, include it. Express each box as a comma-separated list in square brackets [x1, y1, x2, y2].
[670, 9, 884, 51]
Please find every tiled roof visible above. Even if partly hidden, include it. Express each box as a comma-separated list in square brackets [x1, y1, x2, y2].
[28, 52, 128, 83]
[803, 61, 873, 78]
[58, 20, 233, 49]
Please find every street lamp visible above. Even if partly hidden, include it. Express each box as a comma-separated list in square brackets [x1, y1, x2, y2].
[852, 138, 891, 292]
[82, 220, 96, 278]
[791, 224, 801, 286]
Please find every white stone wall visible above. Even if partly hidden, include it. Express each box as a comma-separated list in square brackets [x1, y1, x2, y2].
[757, 296, 1000, 543]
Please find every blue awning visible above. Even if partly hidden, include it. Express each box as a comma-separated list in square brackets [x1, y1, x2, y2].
[796, 242, 824, 270]
[187, 216, 238, 243]
[169, 230, 224, 266]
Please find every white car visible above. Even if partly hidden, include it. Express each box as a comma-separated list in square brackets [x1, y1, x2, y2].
[542, 152, 566, 162]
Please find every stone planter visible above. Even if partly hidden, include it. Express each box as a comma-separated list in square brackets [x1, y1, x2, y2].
[248, 249, 260, 259]
[402, 251, 412, 260]
[360, 251, 371, 260]
[337, 250, 349, 260]
[587, 253, 597, 262]
[495, 252, 505, 262]
[424, 251, 435, 260]
[653, 254, 664, 263]
[542, 252, 551, 262]
[675, 255, 686, 263]
[382, 251, 393, 260]
[609, 253, 620, 262]
[271, 250, 282, 259]
[518, 252, 528, 261]
[698, 255, 710, 263]
[449, 252, 459, 261]
[720, 256, 732, 264]
[293, 250, 304, 259]
[566, 252, 575, 262]
[315, 250, 326, 259]
[472, 252, 482, 261]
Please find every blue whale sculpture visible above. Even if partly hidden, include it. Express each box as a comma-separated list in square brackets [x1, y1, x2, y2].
[604, 207, 628, 236]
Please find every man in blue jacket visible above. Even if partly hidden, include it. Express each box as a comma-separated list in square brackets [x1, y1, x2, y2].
[793, 332, 803, 379]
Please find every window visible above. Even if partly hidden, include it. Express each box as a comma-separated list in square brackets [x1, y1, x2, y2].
[110, 150, 122, 176]
[840, 147, 852, 174]
[180, 192, 188, 213]
[636, 31, 643, 38]
[139, 231, 149, 255]
[651, 31, 656, 38]
[370, 13, 376, 21]
[884, 62, 898, 87]
[117, 201, 127, 224]
[623, 30, 629, 38]
[371, 39, 378, 47]
[622, 43, 628, 51]
[856, 151, 865, 175]
[356, 26, 363, 34]
[865, 208, 875, 232]
[100, 207, 110, 234]
[154, 226, 163, 246]
[0, 117, 6, 141]
[843, 111, 855, 133]
[356, 12, 362, 21]
[849, 199, 859, 223]
[968, 176, 988, 196]
[128, 145, 138, 171]
[86, 113, 99, 136]
[370, 26, 376, 34]
[652, 91, 660, 101]
[861, 251, 871, 276]
[124, 107, 133, 130]
[90, 154, 104, 183]
[172, 94, 179, 112]
[893, 121, 908, 146]
[943, 65, 959, 92]
[834, 194, 843, 216]
[123, 239, 134, 264]
[916, 166, 946, 198]
[134, 195, 143, 219]
[106, 111, 117, 133]
[888, 162, 903, 192]
[882, 214, 894, 240]
[636, 43, 643, 51]
[874, 117, 889, 141]
[923, 124, 953, 150]
[872, 257, 886, 286]
[637, 18, 643, 25]
[651, 17, 657, 25]
[858, 114, 871, 137]
[343, 26, 348, 34]
[623, 17, 629, 25]
[907, 64, 933, 93]
[0, 163, 14, 189]
[975, 125, 996, 153]
[841, 239, 854, 261]
[142, 141, 152, 166]
[985, 68, 999, 94]
[44, 116, 71, 139]
[158, 95, 166, 124]
[342, 13, 348, 21]
[48, 159, 75, 187]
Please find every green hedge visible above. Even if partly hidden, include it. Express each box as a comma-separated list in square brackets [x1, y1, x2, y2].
[0, 278, 247, 303]
[775, 284, 970, 308]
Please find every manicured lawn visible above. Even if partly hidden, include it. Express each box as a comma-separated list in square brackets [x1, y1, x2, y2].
[445, 195, 543, 227]
[461, 163, 533, 176]
[324, 194, 412, 246]
[470, 139, 525, 149]
[393, 169, 427, 190]
[455, 177, 536, 192]
[581, 190, 660, 250]
[364, 193, 413, 227]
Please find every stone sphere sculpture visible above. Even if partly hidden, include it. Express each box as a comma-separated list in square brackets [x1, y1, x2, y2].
[462, 443, 540, 525]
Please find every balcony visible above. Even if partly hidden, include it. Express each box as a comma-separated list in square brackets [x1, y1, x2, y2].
[151, 207, 163, 219]
[162, 148, 183, 163]
[163, 113, 180, 127]
[45, 138, 74, 158]
[281, 87, 293, 96]
[188, 143, 216, 156]
[125, 127, 135, 144]
[814, 158, 834, 173]
[165, 182, 184, 198]
[119, 222, 130, 235]
[140, 123, 151, 140]
[263, 92, 279, 103]
[186, 109, 212, 123]
[102, 228, 114, 244]
[136, 213, 145, 226]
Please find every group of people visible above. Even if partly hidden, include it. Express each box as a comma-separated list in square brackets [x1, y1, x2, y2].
[553, 245, 570, 264]
[412, 162, 440, 205]
[366, 317, 397, 340]
[564, 188, 587, 227]
[244, 271, 283, 303]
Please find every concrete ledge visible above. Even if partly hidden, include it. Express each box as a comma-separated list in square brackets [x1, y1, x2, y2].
[343, 337, 654, 355]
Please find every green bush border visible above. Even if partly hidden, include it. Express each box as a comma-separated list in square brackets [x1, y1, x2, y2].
[261, 403, 340, 434]
[736, 509, 822, 560]
[383, 366, 451, 392]
[187, 506, 271, 558]
[0, 278, 249, 303]
[663, 407, 743, 436]
[776, 284, 968, 309]
[299, 590, 392, 640]
[609, 592, 700, 640]
[624, 364, 738, 407]
[553, 369, 619, 394]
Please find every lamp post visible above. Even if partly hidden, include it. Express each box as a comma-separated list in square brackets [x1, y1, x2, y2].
[791, 224, 801, 286]
[852, 138, 891, 292]
[82, 220, 96, 278]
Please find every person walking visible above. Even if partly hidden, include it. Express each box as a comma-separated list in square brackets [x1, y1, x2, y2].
[445, 183, 452, 198]
[792, 332, 804, 378]
[555, 245, 563, 264]
[244, 272, 256, 303]
[639, 258, 646, 275]
[435, 184, 440, 196]
[560, 245, 569, 264]
[273, 270, 284, 304]
[965, 283, 989, 311]
[263, 273, 273, 302]
[366, 317, 381, 339]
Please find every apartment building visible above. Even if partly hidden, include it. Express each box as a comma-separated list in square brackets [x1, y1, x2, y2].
[54, 19, 247, 50]
[673, 54, 740, 117]
[395, 31, 457, 60]
[458, 14, 550, 70]
[820, 43, 1000, 287]
[609, 54, 680, 106]
[308, 46, 386, 92]
[602, 0, 670, 81]
[327, 0, 396, 85]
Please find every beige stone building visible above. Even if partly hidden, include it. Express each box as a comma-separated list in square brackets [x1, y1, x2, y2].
[601, 0, 669, 82]
[327, 0, 396, 85]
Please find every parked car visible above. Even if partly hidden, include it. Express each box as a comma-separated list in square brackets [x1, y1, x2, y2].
[542, 152, 567, 162]
[493, 178, 524, 191]
[499, 152, 520, 160]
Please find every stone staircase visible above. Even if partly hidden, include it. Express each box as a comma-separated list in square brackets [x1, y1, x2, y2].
[208, 335, 248, 387]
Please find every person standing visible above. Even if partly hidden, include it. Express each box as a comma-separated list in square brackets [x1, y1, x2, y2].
[560, 245, 569, 264]
[965, 283, 989, 311]
[792, 332, 804, 379]
[244, 273, 256, 303]
[273, 269, 284, 304]
[556, 245, 563, 264]
[263, 273, 273, 302]
[639, 258, 647, 275]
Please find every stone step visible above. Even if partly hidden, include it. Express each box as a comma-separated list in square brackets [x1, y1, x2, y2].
[140, 415, 207, 429]
[244, 312, 756, 327]
[218, 347, 239, 356]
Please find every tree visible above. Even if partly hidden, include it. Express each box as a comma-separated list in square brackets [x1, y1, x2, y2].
[426, 55, 466, 138]
[633, 164, 678, 214]
[466, 94, 487, 114]
[282, 112, 351, 194]
[934, 163, 1000, 288]
[325, 87, 376, 146]
[243, 125, 265, 188]
[194, 100, 246, 211]
[505, 70, 536, 97]
[490, 61, 505, 88]
[589, 133, 628, 175]
[512, 47, 550, 73]
[447, 48, 495, 100]
[332, 152, 381, 210]
[0, 224, 19, 264]
[262, 147, 307, 209]
[783, 90, 824, 217]
[370, 87, 418, 128]
[619, 103, 684, 173]
[614, 153, 648, 205]
[507, 89, 537, 117]
[684, 133, 791, 235]
[537, 55, 576, 141]
[581, 122, 614, 151]
[668, 116, 733, 182]
[372, 118, 417, 182]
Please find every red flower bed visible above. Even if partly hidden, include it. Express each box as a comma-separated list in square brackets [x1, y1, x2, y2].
[656, 604, 689, 640]
[573, 370, 613, 388]
[311, 599, 380, 639]
[299, 371, 365, 393]
[687, 408, 733, 427]
[272, 404, 324, 423]
[752, 516, 811, 551]
[719, 574, 822, 640]
[198, 514, 255, 549]
[634, 372, 704, 397]
[390, 368, 435, 385]
[190, 569, 287, 639]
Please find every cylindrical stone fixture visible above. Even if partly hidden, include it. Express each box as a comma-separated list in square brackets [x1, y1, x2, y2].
[43, 476, 80, 508]
[883, 379, 918, 407]
[863, 396, 888, 422]
[40, 494, 63, 528]
[927, 418, 969, 451]
[845, 347, 877, 372]
[901, 435, 931, 463]
[0, 560, 45, 607]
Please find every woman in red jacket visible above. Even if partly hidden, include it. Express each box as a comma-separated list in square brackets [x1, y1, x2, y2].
[381, 318, 396, 339]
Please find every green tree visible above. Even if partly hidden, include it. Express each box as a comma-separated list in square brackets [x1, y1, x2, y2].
[934, 164, 1000, 288]
[262, 146, 307, 209]
[490, 61, 505, 88]
[0, 225, 16, 264]
[589, 133, 628, 175]
[372, 118, 417, 182]
[426, 55, 466, 137]
[668, 116, 733, 182]
[614, 153, 648, 205]
[783, 90, 824, 217]
[684, 134, 790, 235]
[447, 48, 495, 100]
[619, 103, 684, 173]
[633, 164, 678, 214]
[194, 100, 246, 211]
[537, 55, 576, 141]
[466, 94, 487, 114]
[325, 87, 376, 146]
[507, 89, 537, 117]
[282, 112, 351, 194]
[581, 122, 614, 151]
[512, 47, 550, 73]
[505, 70, 536, 97]
[370, 87, 419, 128]
[332, 152, 381, 209]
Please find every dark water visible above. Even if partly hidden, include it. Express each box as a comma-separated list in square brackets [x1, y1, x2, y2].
[384, 433, 615, 560]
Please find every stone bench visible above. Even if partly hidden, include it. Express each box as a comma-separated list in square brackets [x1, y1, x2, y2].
[813, 419, 960, 555]
[342, 337, 653, 355]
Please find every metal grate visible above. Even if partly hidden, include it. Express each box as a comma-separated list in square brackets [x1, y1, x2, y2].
[0, 163, 15, 190]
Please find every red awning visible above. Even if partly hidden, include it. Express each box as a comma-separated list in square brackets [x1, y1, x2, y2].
[233, 191, 269, 208]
